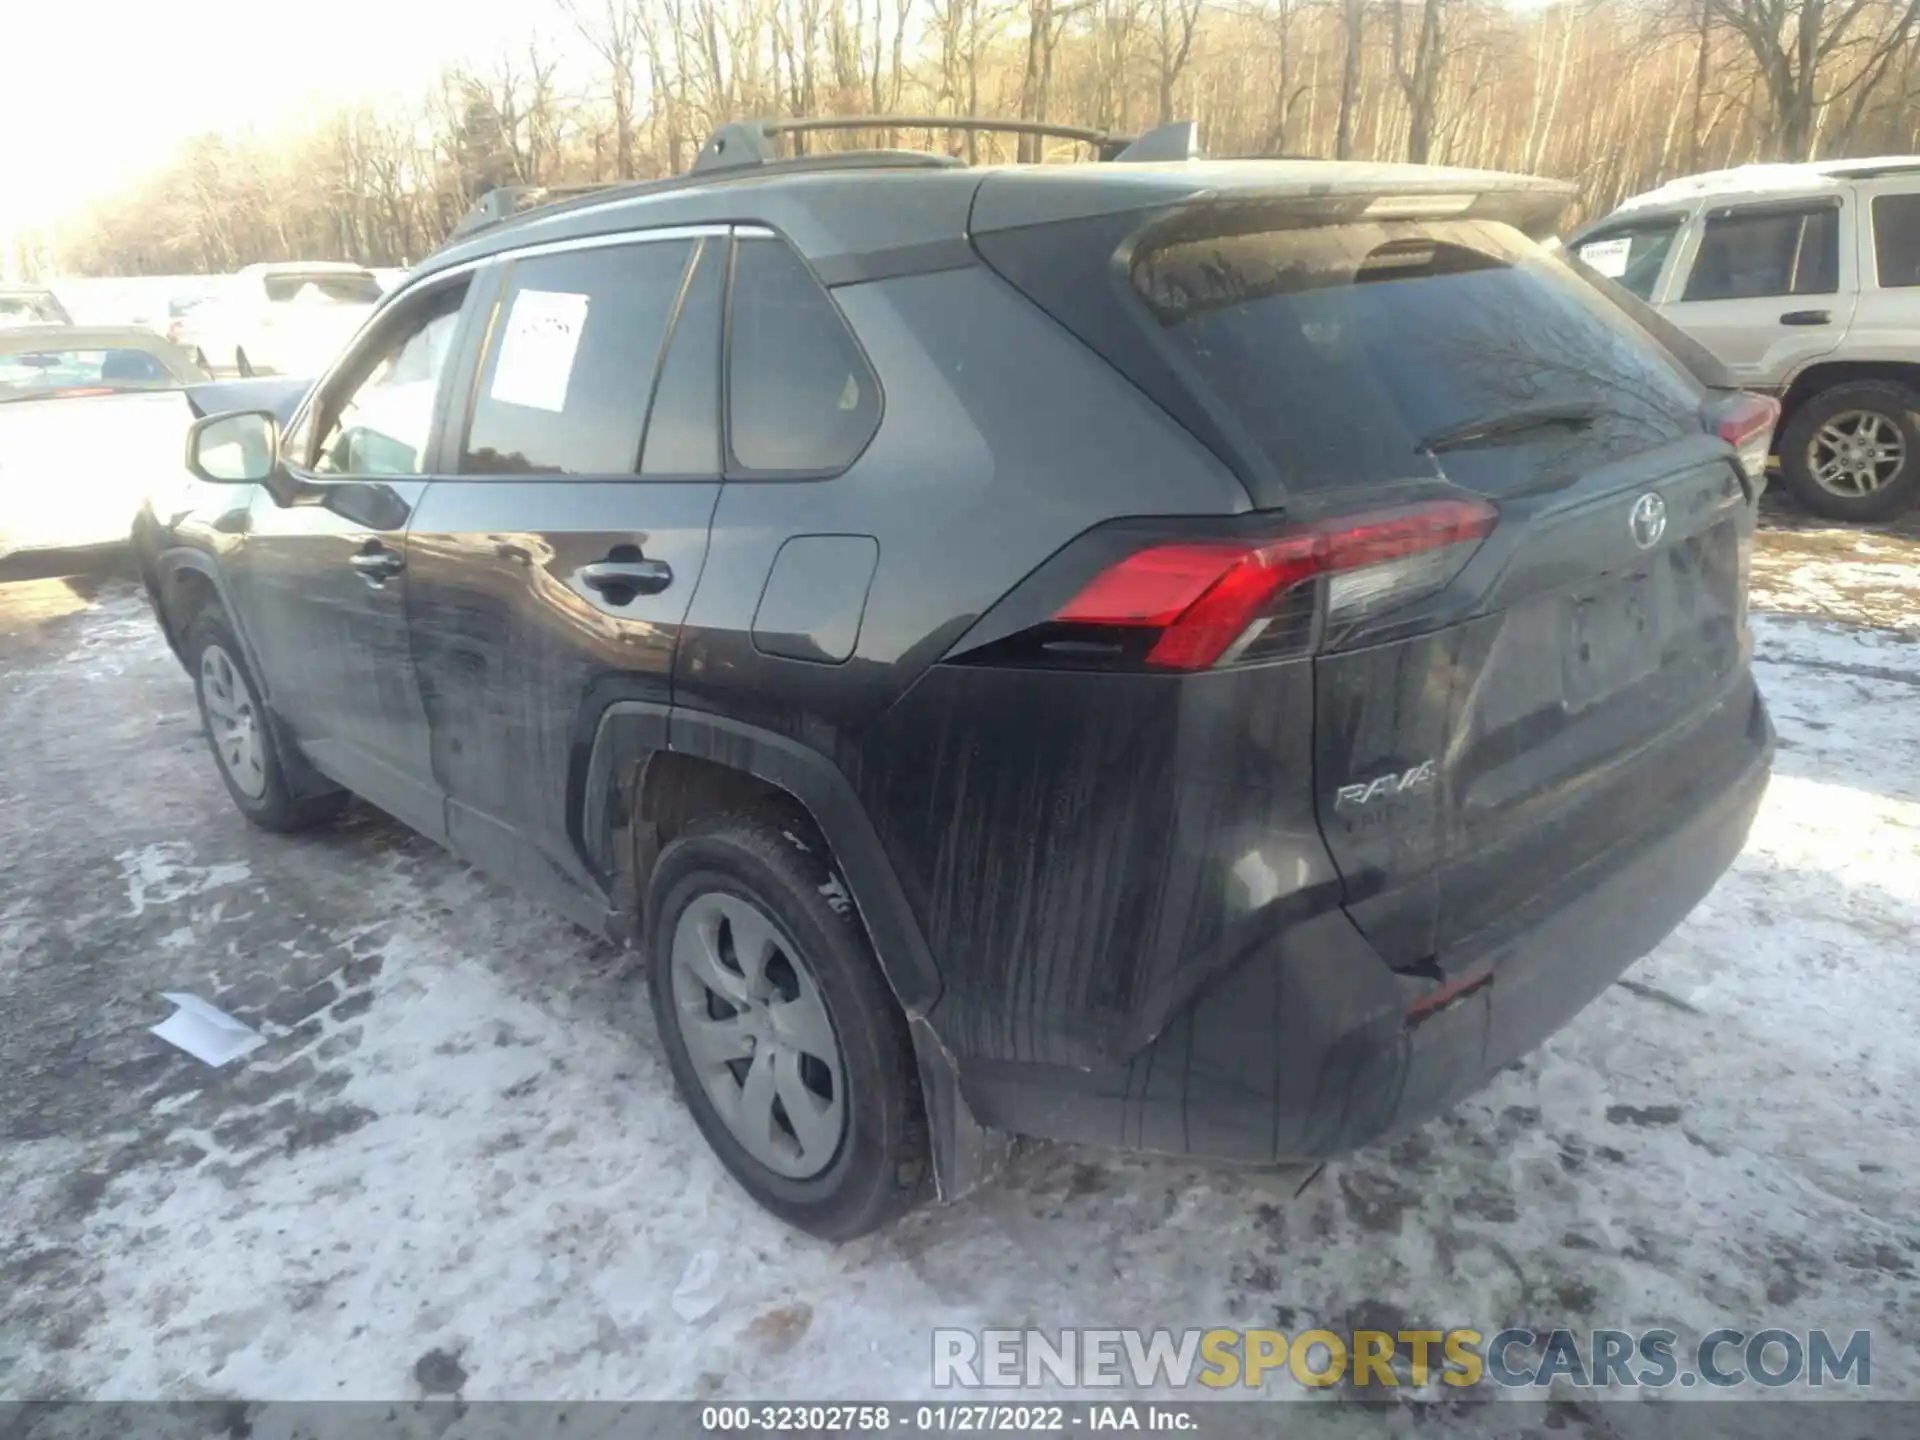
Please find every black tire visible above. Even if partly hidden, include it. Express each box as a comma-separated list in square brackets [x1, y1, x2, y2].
[185, 609, 349, 832]
[646, 811, 928, 1240]
[1776, 380, 1920, 523]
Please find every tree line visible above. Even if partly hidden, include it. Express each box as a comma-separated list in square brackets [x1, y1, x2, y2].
[49, 0, 1920, 275]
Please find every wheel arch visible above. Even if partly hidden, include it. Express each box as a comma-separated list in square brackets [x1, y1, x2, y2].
[1779, 359, 1920, 424]
[578, 703, 1012, 1203]
[155, 547, 339, 801]
[153, 549, 247, 670]
[579, 702, 940, 1013]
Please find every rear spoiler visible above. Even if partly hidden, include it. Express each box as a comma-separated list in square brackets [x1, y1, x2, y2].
[185, 377, 311, 425]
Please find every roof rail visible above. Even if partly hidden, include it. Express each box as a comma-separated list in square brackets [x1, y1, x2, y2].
[693, 115, 1163, 172]
[440, 115, 1212, 253]
[447, 183, 632, 242]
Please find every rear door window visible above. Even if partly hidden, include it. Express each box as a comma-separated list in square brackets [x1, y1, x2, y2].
[461, 239, 694, 476]
[1872, 193, 1920, 288]
[1681, 205, 1839, 300]
[1129, 217, 1705, 496]
[1574, 217, 1684, 299]
[726, 237, 880, 476]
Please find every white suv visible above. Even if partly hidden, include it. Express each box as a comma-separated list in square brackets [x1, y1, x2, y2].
[1574, 158, 1920, 521]
[181, 263, 384, 381]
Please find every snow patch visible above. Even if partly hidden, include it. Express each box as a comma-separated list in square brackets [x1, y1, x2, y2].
[117, 841, 251, 916]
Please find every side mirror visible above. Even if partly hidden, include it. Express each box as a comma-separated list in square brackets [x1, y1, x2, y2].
[186, 409, 280, 485]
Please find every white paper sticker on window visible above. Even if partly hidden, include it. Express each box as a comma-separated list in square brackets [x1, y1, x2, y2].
[1578, 237, 1633, 279]
[489, 289, 590, 413]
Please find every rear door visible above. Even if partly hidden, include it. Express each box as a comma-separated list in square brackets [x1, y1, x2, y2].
[403, 228, 725, 919]
[1659, 197, 1857, 386]
[1855, 181, 1920, 356]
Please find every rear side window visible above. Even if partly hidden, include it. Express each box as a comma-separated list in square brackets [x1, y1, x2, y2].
[727, 237, 880, 475]
[1681, 205, 1838, 301]
[1129, 218, 1704, 495]
[1872, 193, 1920, 288]
[641, 238, 724, 476]
[1575, 217, 1683, 300]
[462, 240, 693, 476]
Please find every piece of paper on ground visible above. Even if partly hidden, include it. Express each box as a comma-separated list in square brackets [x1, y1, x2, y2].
[150, 992, 265, 1067]
[488, 289, 590, 413]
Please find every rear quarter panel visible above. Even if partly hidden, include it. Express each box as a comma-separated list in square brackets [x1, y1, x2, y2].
[673, 261, 1273, 1065]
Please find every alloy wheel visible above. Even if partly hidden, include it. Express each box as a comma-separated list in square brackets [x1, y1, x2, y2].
[670, 891, 846, 1179]
[1808, 409, 1907, 498]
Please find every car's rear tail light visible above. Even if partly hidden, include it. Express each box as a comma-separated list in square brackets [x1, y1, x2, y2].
[1711, 392, 1780, 483]
[1052, 497, 1497, 670]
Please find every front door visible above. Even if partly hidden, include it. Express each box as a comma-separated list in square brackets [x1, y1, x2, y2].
[231, 276, 476, 841]
[403, 230, 727, 919]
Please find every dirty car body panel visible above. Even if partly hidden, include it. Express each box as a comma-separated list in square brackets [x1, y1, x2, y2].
[136, 149, 1772, 1194]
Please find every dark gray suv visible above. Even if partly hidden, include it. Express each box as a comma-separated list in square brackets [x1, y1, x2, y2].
[136, 118, 1775, 1239]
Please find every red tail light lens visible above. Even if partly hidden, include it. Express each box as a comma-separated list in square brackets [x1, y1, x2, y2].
[1712, 392, 1780, 483]
[1053, 497, 1497, 670]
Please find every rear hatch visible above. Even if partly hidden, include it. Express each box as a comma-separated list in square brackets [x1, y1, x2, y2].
[971, 167, 1762, 971]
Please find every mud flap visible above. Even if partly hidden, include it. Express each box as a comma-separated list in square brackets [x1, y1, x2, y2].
[909, 1014, 1016, 1203]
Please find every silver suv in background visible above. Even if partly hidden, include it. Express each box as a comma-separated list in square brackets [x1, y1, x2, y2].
[1574, 158, 1920, 521]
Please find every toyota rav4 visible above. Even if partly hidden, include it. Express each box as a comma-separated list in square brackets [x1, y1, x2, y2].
[136, 118, 1775, 1239]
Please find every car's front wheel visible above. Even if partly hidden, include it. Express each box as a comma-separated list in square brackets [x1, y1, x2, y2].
[186, 610, 348, 832]
[1777, 381, 1920, 522]
[646, 812, 928, 1240]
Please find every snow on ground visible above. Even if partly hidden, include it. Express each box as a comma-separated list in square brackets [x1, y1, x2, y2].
[0, 525, 1916, 1428]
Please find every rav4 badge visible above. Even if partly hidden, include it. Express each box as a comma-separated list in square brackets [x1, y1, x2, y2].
[1336, 759, 1437, 809]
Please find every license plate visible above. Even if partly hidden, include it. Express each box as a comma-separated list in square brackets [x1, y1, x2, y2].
[1563, 572, 1663, 710]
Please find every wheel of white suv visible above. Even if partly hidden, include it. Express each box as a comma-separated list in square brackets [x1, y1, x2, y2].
[1777, 381, 1920, 523]
[186, 610, 348, 832]
[645, 812, 928, 1240]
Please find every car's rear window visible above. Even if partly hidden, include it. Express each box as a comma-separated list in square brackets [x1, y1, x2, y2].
[0, 293, 66, 325]
[0, 347, 181, 398]
[264, 272, 383, 304]
[1128, 217, 1705, 495]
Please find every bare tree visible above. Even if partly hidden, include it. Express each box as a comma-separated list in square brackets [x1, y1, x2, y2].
[1387, 0, 1449, 161]
[1708, 0, 1920, 158]
[1335, 0, 1366, 158]
[560, 0, 643, 177]
[1149, 0, 1206, 122]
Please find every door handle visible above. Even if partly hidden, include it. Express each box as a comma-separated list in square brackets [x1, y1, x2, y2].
[581, 558, 673, 600]
[1780, 309, 1831, 326]
[349, 547, 405, 583]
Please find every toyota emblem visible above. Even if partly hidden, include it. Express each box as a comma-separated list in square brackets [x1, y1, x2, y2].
[1629, 492, 1667, 549]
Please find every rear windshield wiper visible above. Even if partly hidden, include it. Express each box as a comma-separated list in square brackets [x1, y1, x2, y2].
[1418, 403, 1599, 454]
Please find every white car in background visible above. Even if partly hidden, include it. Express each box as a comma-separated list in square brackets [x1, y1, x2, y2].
[0, 326, 211, 571]
[1573, 157, 1920, 521]
[184, 262, 384, 379]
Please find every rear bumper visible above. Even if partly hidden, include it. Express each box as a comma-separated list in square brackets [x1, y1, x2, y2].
[959, 685, 1772, 1163]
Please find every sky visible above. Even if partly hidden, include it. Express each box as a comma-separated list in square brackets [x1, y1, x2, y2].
[4, 0, 569, 227]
